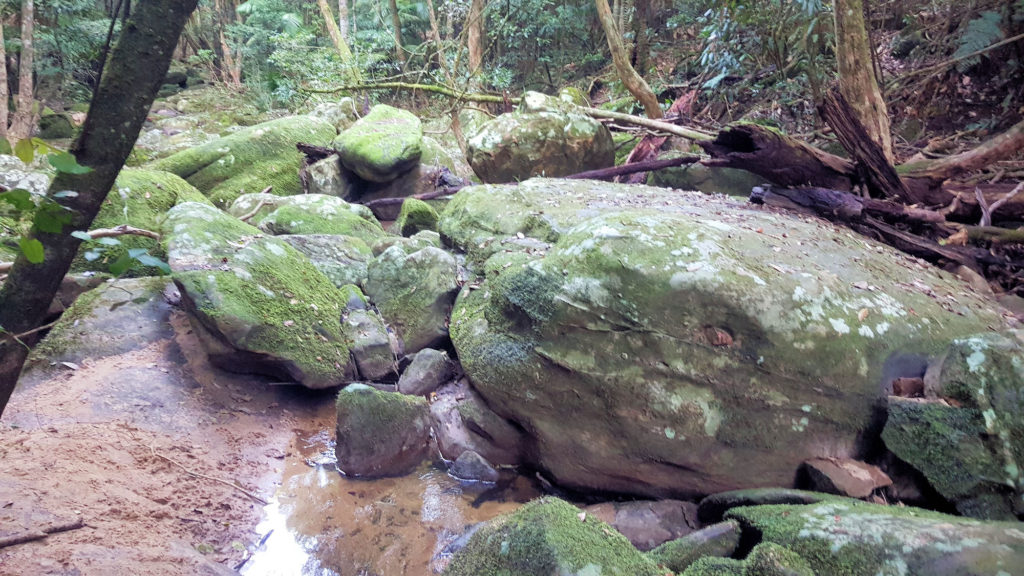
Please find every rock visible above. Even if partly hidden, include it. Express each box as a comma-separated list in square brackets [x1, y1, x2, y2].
[429, 379, 524, 466]
[38, 112, 75, 139]
[647, 159, 765, 198]
[443, 497, 664, 576]
[73, 168, 210, 275]
[680, 556, 745, 575]
[371, 230, 442, 256]
[306, 156, 358, 200]
[0, 155, 51, 197]
[163, 202, 357, 388]
[394, 198, 439, 237]
[726, 496, 1024, 575]
[466, 91, 614, 183]
[882, 334, 1024, 519]
[280, 234, 371, 289]
[364, 244, 459, 354]
[335, 383, 431, 477]
[457, 108, 490, 140]
[743, 543, 815, 576]
[698, 489, 827, 524]
[583, 499, 698, 551]
[151, 115, 337, 207]
[333, 104, 422, 183]
[441, 178, 1009, 499]
[251, 194, 387, 241]
[449, 450, 500, 482]
[558, 86, 590, 107]
[397, 348, 453, 396]
[164, 69, 188, 87]
[799, 458, 892, 499]
[341, 285, 398, 381]
[309, 97, 359, 132]
[647, 520, 741, 573]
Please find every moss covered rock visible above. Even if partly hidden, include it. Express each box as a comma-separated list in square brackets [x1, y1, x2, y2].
[151, 115, 337, 207]
[364, 244, 459, 354]
[73, 168, 210, 275]
[466, 91, 614, 183]
[162, 202, 357, 388]
[882, 333, 1024, 520]
[280, 234, 372, 289]
[394, 198, 439, 237]
[251, 194, 387, 240]
[440, 179, 1008, 499]
[727, 497, 1024, 575]
[333, 104, 423, 183]
[335, 383, 430, 477]
[443, 497, 664, 576]
[340, 285, 398, 381]
[38, 112, 75, 139]
[647, 520, 741, 573]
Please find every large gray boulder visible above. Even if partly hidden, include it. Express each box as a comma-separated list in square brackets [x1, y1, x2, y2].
[439, 178, 1010, 500]
[333, 104, 423, 182]
[466, 91, 614, 183]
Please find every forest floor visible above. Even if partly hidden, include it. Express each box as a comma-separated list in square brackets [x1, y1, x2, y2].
[0, 310, 336, 576]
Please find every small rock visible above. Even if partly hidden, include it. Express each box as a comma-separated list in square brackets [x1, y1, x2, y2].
[647, 520, 741, 573]
[397, 348, 453, 396]
[449, 450, 499, 482]
[584, 499, 698, 551]
[800, 458, 892, 499]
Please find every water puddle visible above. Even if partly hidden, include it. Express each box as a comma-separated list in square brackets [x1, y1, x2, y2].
[241, 430, 540, 575]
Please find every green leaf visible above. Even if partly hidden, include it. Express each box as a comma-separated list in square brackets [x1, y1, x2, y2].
[127, 248, 148, 258]
[71, 231, 93, 241]
[53, 190, 79, 199]
[14, 139, 34, 164]
[108, 253, 134, 276]
[135, 254, 171, 274]
[0, 189, 35, 211]
[48, 152, 92, 175]
[19, 238, 44, 263]
[96, 237, 121, 246]
[33, 203, 73, 234]
[83, 250, 102, 261]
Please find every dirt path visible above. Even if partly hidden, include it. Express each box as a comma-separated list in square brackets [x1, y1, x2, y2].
[0, 311, 334, 576]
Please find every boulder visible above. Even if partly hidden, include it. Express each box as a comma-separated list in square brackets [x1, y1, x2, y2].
[249, 194, 387, 241]
[647, 520, 742, 573]
[364, 244, 459, 354]
[335, 383, 431, 477]
[306, 156, 358, 200]
[440, 179, 1008, 499]
[38, 112, 75, 139]
[309, 97, 359, 132]
[798, 458, 892, 500]
[151, 115, 337, 207]
[394, 198, 439, 237]
[466, 91, 614, 183]
[443, 497, 664, 576]
[340, 285, 398, 381]
[583, 499, 698, 551]
[882, 334, 1024, 519]
[333, 104, 422, 182]
[726, 495, 1024, 575]
[73, 168, 210, 275]
[0, 155, 51, 197]
[371, 230, 442, 257]
[429, 378, 525, 467]
[449, 450, 500, 483]
[397, 348, 453, 396]
[162, 202, 357, 388]
[280, 234, 372, 289]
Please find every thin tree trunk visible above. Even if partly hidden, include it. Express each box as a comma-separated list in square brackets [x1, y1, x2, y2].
[594, 0, 661, 119]
[631, 0, 649, 72]
[316, 0, 360, 82]
[467, 0, 484, 74]
[0, 13, 9, 147]
[0, 0, 200, 420]
[425, 0, 454, 85]
[338, 0, 348, 41]
[388, 0, 405, 66]
[834, 0, 893, 163]
[9, 0, 35, 141]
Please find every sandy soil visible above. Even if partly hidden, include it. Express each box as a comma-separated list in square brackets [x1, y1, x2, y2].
[0, 311, 334, 576]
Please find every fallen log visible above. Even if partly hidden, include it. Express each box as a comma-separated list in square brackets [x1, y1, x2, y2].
[0, 517, 85, 550]
[750, 186, 949, 229]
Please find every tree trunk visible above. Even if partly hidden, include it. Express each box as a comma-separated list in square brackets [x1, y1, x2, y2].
[316, 0, 360, 82]
[631, 0, 649, 73]
[8, 0, 35, 141]
[388, 0, 405, 66]
[833, 0, 893, 163]
[467, 0, 484, 74]
[0, 0, 200, 420]
[425, 0, 454, 84]
[0, 12, 9, 148]
[594, 0, 661, 119]
[338, 0, 348, 40]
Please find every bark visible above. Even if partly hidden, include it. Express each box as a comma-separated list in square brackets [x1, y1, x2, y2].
[316, 0, 360, 82]
[595, 0, 661, 119]
[833, 0, 894, 163]
[467, 0, 484, 74]
[337, 0, 348, 40]
[388, 0, 405, 66]
[213, 0, 241, 87]
[900, 119, 1024, 185]
[631, 0, 650, 73]
[424, 0, 454, 85]
[8, 0, 35, 141]
[0, 0, 200, 419]
[0, 12, 9, 147]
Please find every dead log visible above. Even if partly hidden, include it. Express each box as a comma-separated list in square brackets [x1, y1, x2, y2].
[699, 123, 856, 191]
[819, 87, 910, 200]
[566, 155, 701, 180]
[900, 119, 1024, 186]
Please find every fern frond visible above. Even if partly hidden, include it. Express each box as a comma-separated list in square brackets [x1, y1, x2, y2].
[953, 11, 1004, 73]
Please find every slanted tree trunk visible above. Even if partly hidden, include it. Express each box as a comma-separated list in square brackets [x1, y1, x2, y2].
[388, 0, 405, 66]
[467, 0, 484, 74]
[0, 0, 201, 420]
[833, 0, 893, 164]
[595, 0, 661, 119]
[316, 0, 360, 82]
[0, 12, 9, 148]
[8, 0, 35, 141]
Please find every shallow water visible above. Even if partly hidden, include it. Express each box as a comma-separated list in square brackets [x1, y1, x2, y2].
[241, 430, 539, 576]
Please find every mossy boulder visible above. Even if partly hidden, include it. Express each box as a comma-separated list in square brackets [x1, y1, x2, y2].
[882, 333, 1024, 520]
[440, 179, 1008, 499]
[726, 497, 1024, 575]
[73, 168, 210, 275]
[335, 383, 430, 477]
[309, 97, 359, 132]
[333, 104, 423, 183]
[340, 285, 398, 381]
[443, 497, 664, 576]
[466, 91, 614, 183]
[162, 202, 357, 388]
[394, 198, 439, 237]
[38, 112, 75, 139]
[247, 194, 387, 241]
[0, 155, 52, 197]
[151, 115, 337, 207]
[647, 520, 741, 573]
[280, 234, 372, 289]
[364, 244, 459, 354]
[647, 158, 765, 198]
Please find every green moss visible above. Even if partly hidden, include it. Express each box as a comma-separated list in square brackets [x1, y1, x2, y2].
[335, 383, 426, 431]
[333, 104, 423, 182]
[151, 115, 337, 208]
[394, 198, 439, 237]
[257, 197, 386, 241]
[680, 557, 745, 576]
[612, 132, 639, 165]
[647, 520, 741, 572]
[444, 497, 663, 576]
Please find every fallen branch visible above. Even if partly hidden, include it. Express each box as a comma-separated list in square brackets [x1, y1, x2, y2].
[566, 155, 701, 180]
[150, 444, 268, 505]
[584, 107, 714, 142]
[237, 187, 275, 223]
[303, 81, 512, 104]
[0, 517, 86, 549]
[976, 182, 1024, 227]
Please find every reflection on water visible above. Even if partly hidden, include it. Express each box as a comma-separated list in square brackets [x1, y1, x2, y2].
[242, 433, 538, 576]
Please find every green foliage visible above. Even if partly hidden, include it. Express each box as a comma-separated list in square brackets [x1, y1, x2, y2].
[953, 11, 1004, 73]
